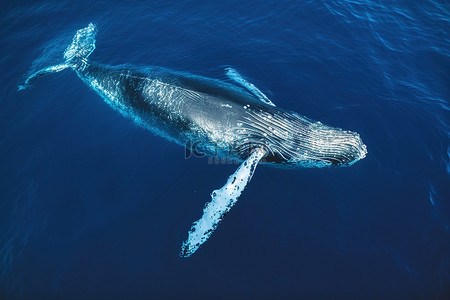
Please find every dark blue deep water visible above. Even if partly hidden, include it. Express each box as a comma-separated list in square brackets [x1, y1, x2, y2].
[1, 1, 449, 299]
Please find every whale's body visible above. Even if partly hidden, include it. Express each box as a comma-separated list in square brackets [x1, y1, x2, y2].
[75, 60, 366, 167]
[20, 24, 367, 257]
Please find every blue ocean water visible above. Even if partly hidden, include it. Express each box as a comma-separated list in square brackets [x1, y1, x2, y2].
[1, 0, 449, 299]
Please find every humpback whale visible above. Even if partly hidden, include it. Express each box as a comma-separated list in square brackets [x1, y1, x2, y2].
[20, 24, 367, 257]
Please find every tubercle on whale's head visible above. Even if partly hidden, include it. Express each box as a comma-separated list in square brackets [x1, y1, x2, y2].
[327, 132, 368, 167]
[290, 125, 368, 168]
[256, 126, 367, 168]
[235, 107, 367, 168]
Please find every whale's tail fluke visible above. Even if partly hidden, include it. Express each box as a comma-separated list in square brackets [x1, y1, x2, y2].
[18, 23, 97, 90]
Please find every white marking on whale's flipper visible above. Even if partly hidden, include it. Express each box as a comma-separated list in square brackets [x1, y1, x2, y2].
[180, 149, 266, 257]
[225, 67, 275, 107]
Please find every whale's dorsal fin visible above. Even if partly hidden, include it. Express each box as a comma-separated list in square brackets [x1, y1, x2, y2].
[225, 67, 275, 107]
[180, 149, 266, 257]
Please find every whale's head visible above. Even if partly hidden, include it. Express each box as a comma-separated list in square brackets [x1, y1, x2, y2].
[235, 107, 367, 168]
[290, 121, 368, 167]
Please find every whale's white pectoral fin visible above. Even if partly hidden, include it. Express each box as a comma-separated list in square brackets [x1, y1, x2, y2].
[180, 149, 266, 257]
[225, 67, 276, 107]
